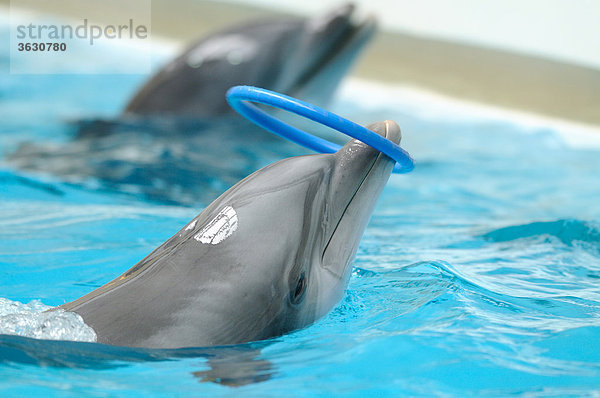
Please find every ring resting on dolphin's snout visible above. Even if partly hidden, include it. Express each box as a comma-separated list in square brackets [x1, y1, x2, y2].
[226, 85, 415, 173]
[59, 120, 408, 349]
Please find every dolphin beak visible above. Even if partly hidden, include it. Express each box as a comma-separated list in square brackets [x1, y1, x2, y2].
[280, 4, 377, 106]
[321, 121, 400, 272]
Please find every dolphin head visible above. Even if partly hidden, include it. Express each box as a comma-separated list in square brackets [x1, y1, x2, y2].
[180, 120, 400, 344]
[124, 4, 376, 116]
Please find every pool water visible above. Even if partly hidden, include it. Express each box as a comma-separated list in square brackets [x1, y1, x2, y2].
[2, 22, 600, 398]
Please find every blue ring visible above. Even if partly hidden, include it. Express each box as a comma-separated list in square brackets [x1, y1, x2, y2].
[226, 86, 414, 174]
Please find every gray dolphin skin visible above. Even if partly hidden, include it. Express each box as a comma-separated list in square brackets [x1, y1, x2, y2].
[60, 121, 401, 348]
[124, 3, 376, 117]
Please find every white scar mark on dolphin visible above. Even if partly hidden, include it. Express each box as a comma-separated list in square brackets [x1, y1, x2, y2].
[185, 219, 197, 231]
[194, 206, 239, 245]
[186, 35, 258, 68]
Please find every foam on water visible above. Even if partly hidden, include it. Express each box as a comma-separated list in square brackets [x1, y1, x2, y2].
[0, 299, 96, 342]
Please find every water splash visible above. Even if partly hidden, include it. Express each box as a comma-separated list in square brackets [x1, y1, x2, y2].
[0, 298, 96, 342]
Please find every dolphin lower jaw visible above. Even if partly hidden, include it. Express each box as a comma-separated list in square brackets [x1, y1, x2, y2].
[314, 153, 394, 319]
[321, 129, 395, 267]
[321, 151, 377, 263]
[317, 122, 400, 311]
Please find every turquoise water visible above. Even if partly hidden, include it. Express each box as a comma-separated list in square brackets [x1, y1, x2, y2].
[2, 23, 600, 398]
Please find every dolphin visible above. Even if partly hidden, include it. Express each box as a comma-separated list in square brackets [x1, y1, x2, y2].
[123, 3, 375, 117]
[7, 4, 376, 205]
[59, 120, 402, 348]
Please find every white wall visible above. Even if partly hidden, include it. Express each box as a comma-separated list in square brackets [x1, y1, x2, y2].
[232, 0, 600, 71]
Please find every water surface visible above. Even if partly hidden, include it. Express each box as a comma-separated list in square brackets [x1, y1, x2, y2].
[1, 20, 600, 397]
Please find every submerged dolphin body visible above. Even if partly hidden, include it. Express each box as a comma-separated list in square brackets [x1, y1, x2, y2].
[60, 121, 401, 348]
[124, 3, 375, 117]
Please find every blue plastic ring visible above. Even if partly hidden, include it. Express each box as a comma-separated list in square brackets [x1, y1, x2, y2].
[226, 86, 414, 174]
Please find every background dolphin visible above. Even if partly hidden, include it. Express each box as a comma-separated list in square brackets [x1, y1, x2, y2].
[6, 4, 376, 205]
[60, 120, 402, 348]
[124, 3, 375, 118]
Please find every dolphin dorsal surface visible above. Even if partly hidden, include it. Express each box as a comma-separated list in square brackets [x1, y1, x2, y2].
[61, 121, 402, 348]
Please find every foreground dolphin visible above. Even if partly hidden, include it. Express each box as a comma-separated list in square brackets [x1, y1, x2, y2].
[60, 120, 401, 348]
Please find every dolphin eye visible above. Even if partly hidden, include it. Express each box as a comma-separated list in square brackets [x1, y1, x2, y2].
[291, 272, 306, 304]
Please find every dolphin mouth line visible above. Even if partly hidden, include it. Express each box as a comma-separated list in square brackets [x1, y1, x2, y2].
[291, 16, 375, 94]
[320, 150, 379, 261]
